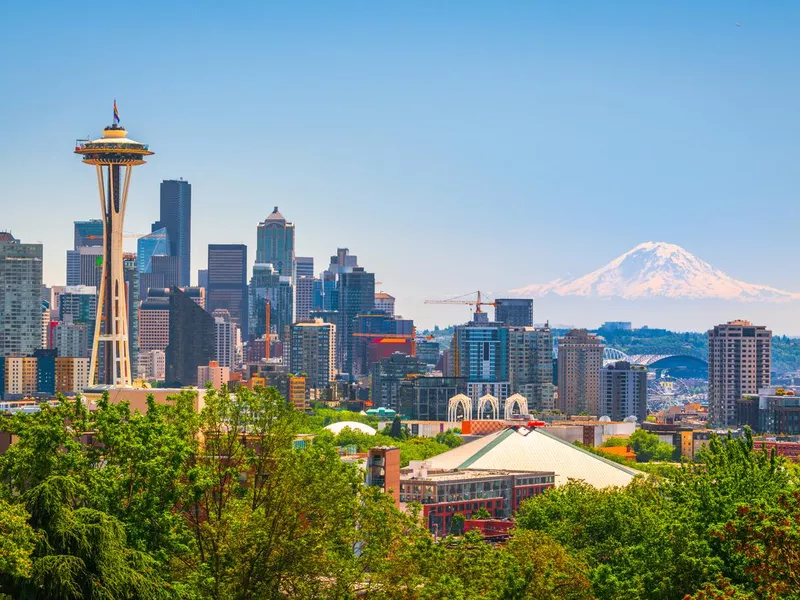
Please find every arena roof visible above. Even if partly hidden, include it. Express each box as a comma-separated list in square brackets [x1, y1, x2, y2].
[422, 427, 641, 488]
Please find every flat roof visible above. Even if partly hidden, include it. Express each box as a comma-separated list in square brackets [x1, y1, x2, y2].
[401, 468, 553, 483]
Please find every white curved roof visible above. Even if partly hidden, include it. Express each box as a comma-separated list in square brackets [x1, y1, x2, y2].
[423, 427, 642, 489]
[324, 421, 377, 435]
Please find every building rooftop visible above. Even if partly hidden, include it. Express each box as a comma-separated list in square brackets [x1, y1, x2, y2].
[401, 468, 551, 483]
[421, 427, 642, 488]
[260, 206, 287, 224]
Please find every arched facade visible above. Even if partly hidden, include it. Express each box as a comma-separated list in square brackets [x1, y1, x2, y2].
[477, 394, 500, 420]
[504, 393, 529, 419]
[447, 393, 472, 423]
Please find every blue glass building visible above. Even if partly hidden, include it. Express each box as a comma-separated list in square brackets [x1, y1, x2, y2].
[137, 227, 170, 274]
[152, 179, 191, 286]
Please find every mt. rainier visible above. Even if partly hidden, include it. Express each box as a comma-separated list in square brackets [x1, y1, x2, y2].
[511, 242, 800, 302]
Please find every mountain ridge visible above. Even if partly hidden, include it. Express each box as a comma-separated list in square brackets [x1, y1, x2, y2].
[511, 241, 800, 302]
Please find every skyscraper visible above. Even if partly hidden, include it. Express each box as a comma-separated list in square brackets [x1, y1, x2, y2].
[165, 287, 215, 387]
[138, 255, 180, 297]
[295, 276, 316, 322]
[74, 108, 153, 386]
[207, 244, 248, 337]
[708, 320, 771, 427]
[76, 246, 103, 287]
[256, 207, 295, 277]
[250, 263, 293, 341]
[328, 248, 358, 275]
[338, 267, 375, 376]
[53, 317, 90, 358]
[495, 299, 534, 327]
[402, 376, 468, 421]
[66, 220, 103, 285]
[600, 361, 648, 422]
[137, 290, 171, 377]
[374, 293, 395, 316]
[136, 228, 169, 274]
[58, 286, 97, 333]
[296, 256, 314, 278]
[351, 311, 415, 378]
[212, 309, 239, 369]
[123, 253, 139, 377]
[452, 319, 511, 405]
[153, 179, 191, 286]
[509, 325, 555, 411]
[371, 352, 426, 411]
[73, 219, 104, 250]
[557, 329, 604, 416]
[0, 233, 43, 356]
[289, 319, 336, 389]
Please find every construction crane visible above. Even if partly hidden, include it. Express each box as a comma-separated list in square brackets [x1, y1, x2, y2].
[424, 290, 499, 314]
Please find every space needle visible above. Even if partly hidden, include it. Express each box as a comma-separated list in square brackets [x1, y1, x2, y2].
[74, 102, 153, 387]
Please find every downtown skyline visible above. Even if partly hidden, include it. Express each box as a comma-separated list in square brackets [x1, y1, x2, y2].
[3, 2, 800, 330]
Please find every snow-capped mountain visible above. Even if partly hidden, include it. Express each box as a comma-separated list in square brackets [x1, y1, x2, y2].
[511, 242, 800, 302]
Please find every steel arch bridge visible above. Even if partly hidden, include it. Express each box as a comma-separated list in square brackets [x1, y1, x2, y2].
[603, 347, 633, 364]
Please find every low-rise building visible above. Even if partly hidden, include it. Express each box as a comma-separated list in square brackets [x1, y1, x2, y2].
[737, 387, 800, 434]
[198, 360, 231, 389]
[399, 465, 554, 533]
[54, 357, 90, 395]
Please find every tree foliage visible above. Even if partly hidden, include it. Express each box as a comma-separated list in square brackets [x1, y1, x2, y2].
[434, 429, 463, 449]
[517, 428, 796, 600]
[628, 429, 677, 462]
[1, 390, 798, 599]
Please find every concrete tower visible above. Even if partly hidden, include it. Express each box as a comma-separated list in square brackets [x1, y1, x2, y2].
[74, 102, 153, 386]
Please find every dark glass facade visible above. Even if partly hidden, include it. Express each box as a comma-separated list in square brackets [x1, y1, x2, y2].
[495, 299, 534, 327]
[208, 244, 248, 337]
[165, 287, 215, 386]
[33, 349, 57, 396]
[337, 268, 375, 376]
[154, 179, 191, 287]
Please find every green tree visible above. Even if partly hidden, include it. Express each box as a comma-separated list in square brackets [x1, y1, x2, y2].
[472, 507, 492, 520]
[175, 386, 366, 599]
[628, 429, 675, 462]
[435, 429, 463, 449]
[0, 476, 166, 599]
[500, 530, 594, 600]
[389, 415, 404, 439]
[515, 479, 721, 600]
[85, 392, 199, 560]
[450, 513, 465, 536]
[0, 396, 89, 492]
[0, 500, 37, 581]
[600, 437, 629, 448]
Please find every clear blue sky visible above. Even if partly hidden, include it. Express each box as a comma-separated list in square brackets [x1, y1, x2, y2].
[1, 1, 799, 328]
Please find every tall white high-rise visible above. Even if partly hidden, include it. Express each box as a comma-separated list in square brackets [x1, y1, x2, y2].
[600, 361, 647, 422]
[212, 309, 240, 369]
[557, 329, 604, 416]
[708, 320, 771, 427]
[0, 233, 43, 357]
[290, 319, 336, 389]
